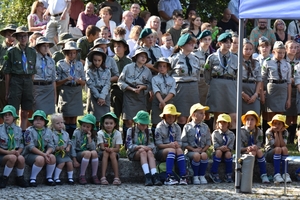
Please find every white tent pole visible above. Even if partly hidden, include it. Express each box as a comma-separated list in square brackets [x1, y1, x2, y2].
[235, 18, 244, 193]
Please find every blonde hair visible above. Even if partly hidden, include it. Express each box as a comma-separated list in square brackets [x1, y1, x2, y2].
[273, 19, 286, 32]
[49, 113, 65, 131]
[285, 40, 297, 48]
[129, 25, 142, 40]
[31, 1, 44, 14]
[145, 16, 161, 32]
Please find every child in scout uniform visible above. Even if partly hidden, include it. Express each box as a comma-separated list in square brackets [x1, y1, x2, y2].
[170, 33, 200, 130]
[181, 103, 211, 185]
[0, 24, 17, 124]
[151, 57, 176, 133]
[118, 48, 152, 141]
[4, 26, 36, 132]
[155, 104, 187, 185]
[240, 110, 270, 183]
[285, 40, 299, 144]
[56, 41, 86, 138]
[209, 114, 235, 183]
[261, 41, 291, 122]
[71, 114, 100, 185]
[265, 114, 291, 183]
[52, 33, 76, 64]
[97, 112, 122, 185]
[204, 32, 238, 131]
[241, 39, 262, 115]
[126, 111, 162, 186]
[0, 105, 28, 188]
[110, 38, 132, 120]
[50, 113, 74, 185]
[33, 36, 56, 115]
[24, 110, 56, 187]
[86, 48, 111, 128]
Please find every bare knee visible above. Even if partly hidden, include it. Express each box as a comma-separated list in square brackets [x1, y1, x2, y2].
[274, 147, 282, 154]
[35, 156, 45, 166]
[193, 153, 201, 162]
[200, 152, 208, 160]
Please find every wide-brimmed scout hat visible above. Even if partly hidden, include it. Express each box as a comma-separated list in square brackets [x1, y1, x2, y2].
[241, 110, 260, 126]
[57, 33, 75, 45]
[268, 114, 289, 128]
[11, 26, 33, 37]
[177, 33, 195, 47]
[153, 57, 171, 70]
[132, 47, 151, 63]
[87, 47, 107, 63]
[29, 110, 49, 125]
[91, 38, 110, 50]
[197, 29, 211, 40]
[139, 28, 153, 40]
[159, 104, 181, 118]
[35, 36, 54, 48]
[62, 41, 81, 52]
[78, 114, 97, 130]
[189, 103, 209, 116]
[0, 105, 19, 119]
[0, 24, 17, 37]
[100, 112, 119, 125]
[109, 38, 130, 55]
[273, 41, 285, 49]
[217, 32, 232, 42]
[133, 111, 150, 125]
[216, 113, 231, 123]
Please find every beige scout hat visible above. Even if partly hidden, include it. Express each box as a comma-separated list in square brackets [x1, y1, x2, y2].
[11, 26, 33, 37]
[57, 33, 75, 45]
[35, 36, 54, 48]
[63, 41, 81, 52]
[0, 24, 17, 37]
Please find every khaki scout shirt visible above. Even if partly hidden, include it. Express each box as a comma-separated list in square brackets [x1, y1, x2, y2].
[0, 123, 24, 150]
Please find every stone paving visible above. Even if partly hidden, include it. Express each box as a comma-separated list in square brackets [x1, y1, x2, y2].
[1, 182, 300, 199]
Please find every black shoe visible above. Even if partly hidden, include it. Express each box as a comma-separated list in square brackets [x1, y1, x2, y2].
[16, 176, 29, 188]
[0, 176, 9, 188]
[145, 173, 153, 186]
[152, 173, 162, 186]
[29, 179, 37, 187]
[68, 178, 74, 185]
[55, 179, 62, 185]
[46, 178, 56, 186]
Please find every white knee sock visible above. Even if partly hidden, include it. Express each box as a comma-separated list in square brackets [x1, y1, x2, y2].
[91, 158, 99, 176]
[16, 168, 24, 177]
[3, 165, 13, 177]
[30, 164, 42, 180]
[150, 168, 157, 175]
[80, 158, 89, 176]
[68, 171, 73, 179]
[142, 163, 150, 174]
[53, 168, 62, 180]
[46, 164, 56, 179]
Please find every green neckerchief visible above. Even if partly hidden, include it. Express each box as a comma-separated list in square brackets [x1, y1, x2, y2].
[7, 126, 15, 150]
[81, 133, 87, 151]
[55, 132, 65, 158]
[104, 130, 115, 148]
[137, 131, 145, 145]
[37, 129, 44, 152]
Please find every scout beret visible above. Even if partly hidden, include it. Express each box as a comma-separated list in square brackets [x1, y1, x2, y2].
[217, 32, 232, 42]
[177, 33, 192, 47]
[139, 28, 153, 39]
[243, 38, 252, 45]
[198, 30, 211, 40]
[258, 36, 269, 45]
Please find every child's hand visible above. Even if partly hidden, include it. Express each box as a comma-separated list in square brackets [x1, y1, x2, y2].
[105, 147, 111, 153]
[159, 102, 166, 110]
[242, 93, 250, 102]
[248, 93, 258, 104]
[97, 98, 105, 106]
[44, 153, 51, 163]
[169, 142, 176, 149]
[66, 146, 70, 152]
[87, 131, 92, 138]
[73, 160, 80, 168]
[66, 76, 73, 81]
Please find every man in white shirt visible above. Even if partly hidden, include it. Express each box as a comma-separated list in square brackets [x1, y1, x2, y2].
[288, 20, 300, 39]
[117, 11, 134, 40]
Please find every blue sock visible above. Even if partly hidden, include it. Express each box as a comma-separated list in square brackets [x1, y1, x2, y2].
[191, 160, 200, 176]
[225, 158, 233, 174]
[257, 156, 267, 175]
[199, 159, 208, 176]
[273, 154, 281, 175]
[166, 152, 175, 176]
[210, 156, 221, 174]
[281, 155, 288, 174]
[176, 154, 186, 177]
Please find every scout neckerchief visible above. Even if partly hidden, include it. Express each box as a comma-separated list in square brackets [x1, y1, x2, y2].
[148, 48, 157, 64]
[277, 60, 283, 80]
[245, 60, 253, 79]
[134, 64, 145, 81]
[222, 131, 228, 146]
[168, 125, 174, 142]
[195, 124, 201, 145]
[81, 133, 87, 150]
[104, 130, 115, 148]
[55, 132, 65, 158]
[36, 129, 44, 152]
[289, 60, 295, 77]
[137, 130, 145, 145]
[41, 56, 47, 79]
[22, 51, 28, 74]
[217, 49, 231, 74]
[7, 126, 15, 150]
[185, 56, 193, 76]
[248, 130, 254, 146]
[70, 61, 76, 85]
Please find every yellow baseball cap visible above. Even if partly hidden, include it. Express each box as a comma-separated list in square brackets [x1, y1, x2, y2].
[241, 110, 260, 126]
[267, 114, 289, 128]
[159, 104, 181, 118]
[189, 103, 209, 116]
[216, 113, 231, 123]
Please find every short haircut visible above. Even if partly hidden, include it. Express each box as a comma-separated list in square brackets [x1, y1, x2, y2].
[209, 16, 217, 22]
[100, 26, 109, 32]
[129, 25, 142, 39]
[162, 32, 171, 38]
[173, 12, 184, 20]
[201, 22, 211, 31]
[114, 27, 126, 36]
[86, 25, 100, 37]
[100, 6, 113, 16]
[140, 10, 151, 19]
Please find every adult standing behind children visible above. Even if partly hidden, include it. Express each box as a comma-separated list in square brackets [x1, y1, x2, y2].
[76, 2, 99, 35]
[98, 0, 123, 26]
[118, 11, 134, 41]
[4, 26, 36, 132]
[166, 12, 184, 46]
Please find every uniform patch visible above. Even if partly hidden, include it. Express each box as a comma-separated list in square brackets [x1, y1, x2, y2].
[155, 132, 160, 139]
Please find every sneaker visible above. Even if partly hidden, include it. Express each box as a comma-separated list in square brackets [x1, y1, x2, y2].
[91, 175, 101, 185]
[261, 174, 270, 184]
[193, 176, 200, 185]
[0, 176, 9, 188]
[209, 173, 221, 183]
[199, 176, 208, 184]
[79, 175, 87, 185]
[273, 173, 284, 184]
[16, 176, 29, 188]
[224, 174, 233, 183]
[282, 173, 292, 183]
[164, 175, 178, 185]
[179, 177, 188, 185]
[152, 173, 162, 186]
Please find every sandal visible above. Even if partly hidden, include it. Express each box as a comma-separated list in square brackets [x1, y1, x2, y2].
[113, 178, 122, 185]
[100, 177, 109, 185]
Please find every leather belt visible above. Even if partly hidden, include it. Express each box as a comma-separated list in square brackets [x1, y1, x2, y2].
[268, 79, 287, 84]
[51, 12, 63, 17]
[33, 81, 52, 85]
